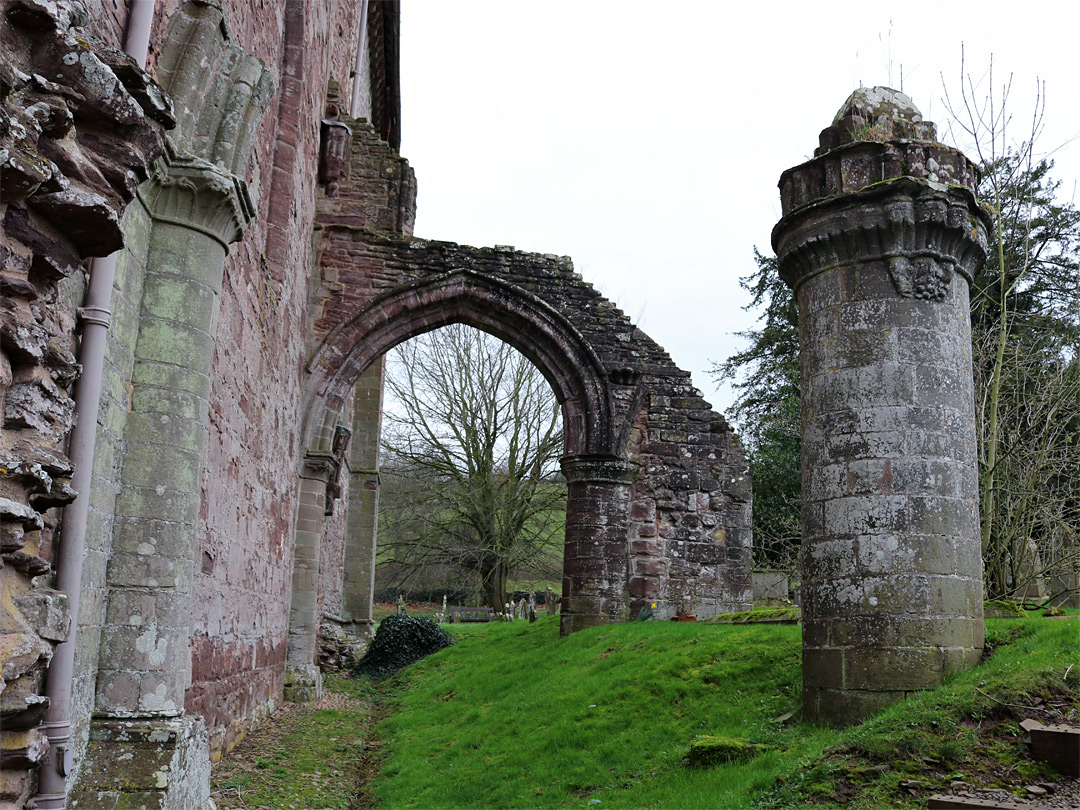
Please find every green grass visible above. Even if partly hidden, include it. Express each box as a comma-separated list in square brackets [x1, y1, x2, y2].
[210, 617, 1078, 809]
[371, 617, 817, 808]
[368, 616, 1078, 809]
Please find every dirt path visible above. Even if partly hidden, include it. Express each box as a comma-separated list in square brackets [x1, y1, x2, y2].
[210, 682, 388, 809]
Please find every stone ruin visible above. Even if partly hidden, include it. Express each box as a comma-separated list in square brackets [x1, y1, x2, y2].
[0, 1, 988, 805]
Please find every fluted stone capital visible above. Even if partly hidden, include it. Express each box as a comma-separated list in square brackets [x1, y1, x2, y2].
[139, 146, 255, 247]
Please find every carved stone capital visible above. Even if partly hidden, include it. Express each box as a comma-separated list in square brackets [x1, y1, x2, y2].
[560, 455, 635, 486]
[773, 179, 990, 294]
[300, 453, 339, 484]
[138, 146, 255, 247]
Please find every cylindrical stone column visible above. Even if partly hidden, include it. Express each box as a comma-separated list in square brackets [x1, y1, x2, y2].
[772, 88, 990, 724]
[560, 455, 634, 635]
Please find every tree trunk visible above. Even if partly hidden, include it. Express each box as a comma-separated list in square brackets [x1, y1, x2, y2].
[481, 558, 508, 610]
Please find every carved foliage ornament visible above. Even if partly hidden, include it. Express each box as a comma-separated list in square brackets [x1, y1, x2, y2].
[887, 255, 954, 301]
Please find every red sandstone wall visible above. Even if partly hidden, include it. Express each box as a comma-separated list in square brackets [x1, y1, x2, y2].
[180, 0, 365, 755]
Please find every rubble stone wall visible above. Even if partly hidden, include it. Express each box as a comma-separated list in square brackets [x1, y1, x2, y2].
[0, 0, 170, 803]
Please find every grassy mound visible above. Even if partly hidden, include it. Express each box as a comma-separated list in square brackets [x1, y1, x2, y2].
[369, 616, 1077, 809]
[354, 615, 453, 680]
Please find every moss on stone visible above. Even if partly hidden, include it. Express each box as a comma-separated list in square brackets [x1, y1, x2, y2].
[983, 599, 1026, 618]
[704, 606, 801, 624]
[683, 735, 771, 768]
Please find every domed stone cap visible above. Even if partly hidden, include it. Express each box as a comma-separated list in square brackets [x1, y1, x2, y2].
[817, 86, 937, 156]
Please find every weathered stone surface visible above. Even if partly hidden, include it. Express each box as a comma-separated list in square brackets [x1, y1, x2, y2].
[0, 0, 172, 800]
[773, 88, 989, 725]
[69, 715, 212, 810]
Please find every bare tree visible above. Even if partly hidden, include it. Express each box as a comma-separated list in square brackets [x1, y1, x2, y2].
[377, 324, 565, 608]
[942, 54, 1080, 600]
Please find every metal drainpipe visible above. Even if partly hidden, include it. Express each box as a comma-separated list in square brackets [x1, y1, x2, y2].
[350, 0, 370, 117]
[34, 3, 155, 805]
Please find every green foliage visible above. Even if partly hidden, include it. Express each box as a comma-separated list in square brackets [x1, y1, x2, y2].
[711, 249, 801, 569]
[354, 615, 454, 680]
[967, 152, 1080, 599]
[714, 151, 1080, 599]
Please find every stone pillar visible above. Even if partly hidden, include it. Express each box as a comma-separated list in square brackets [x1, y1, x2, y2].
[76, 154, 254, 805]
[341, 359, 385, 639]
[285, 456, 334, 702]
[772, 88, 990, 724]
[560, 455, 634, 635]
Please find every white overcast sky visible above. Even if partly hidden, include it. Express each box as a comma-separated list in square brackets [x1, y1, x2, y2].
[398, 0, 1080, 422]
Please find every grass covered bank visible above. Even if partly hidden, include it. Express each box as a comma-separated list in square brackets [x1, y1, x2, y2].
[370, 616, 1078, 809]
[207, 615, 1078, 808]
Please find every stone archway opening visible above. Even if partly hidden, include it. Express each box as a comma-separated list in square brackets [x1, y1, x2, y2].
[286, 274, 638, 697]
[368, 323, 568, 619]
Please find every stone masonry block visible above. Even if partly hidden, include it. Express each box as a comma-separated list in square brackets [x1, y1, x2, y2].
[103, 590, 160, 627]
[826, 614, 894, 647]
[823, 495, 909, 536]
[130, 360, 212, 399]
[912, 364, 967, 409]
[826, 328, 898, 369]
[123, 411, 204, 454]
[823, 430, 906, 463]
[144, 224, 228, 289]
[139, 274, 219, 334]
[929, 576, 982, 617]
[802, 647, 844, 689]
[134, 318, 216, 374]
[106, 551, 191, 590]
[843, 647, 946, 691]
[114, 484, 198, 524]
[805, 686, 907, 727]
[99, 624, 182, 675]
[857, 533, 954, 576]
[111, 515, 192, 559]
[909, 496, 975, 538]
[893, 616, 977, 649]
[121, 442, 201, 494]
[802, 537, 858, 579]
[130, 381, 208, 422]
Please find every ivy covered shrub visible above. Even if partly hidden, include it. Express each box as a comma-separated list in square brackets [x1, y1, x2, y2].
[354, 615, 453, 679]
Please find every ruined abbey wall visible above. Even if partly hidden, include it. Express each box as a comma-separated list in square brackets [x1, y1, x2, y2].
[2, 3, 750, 805]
